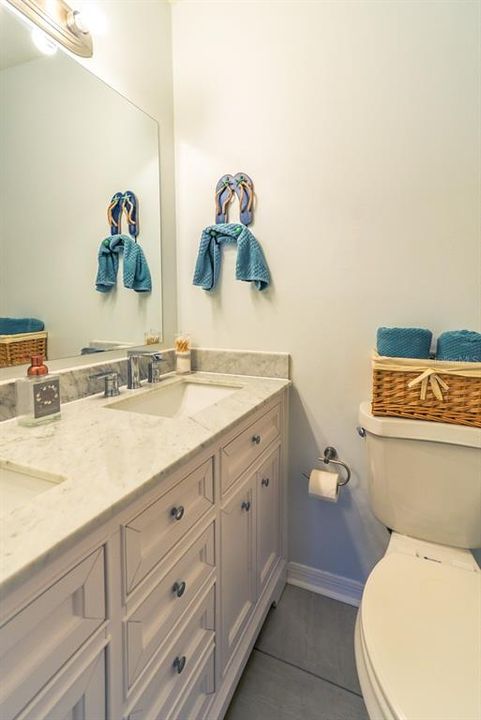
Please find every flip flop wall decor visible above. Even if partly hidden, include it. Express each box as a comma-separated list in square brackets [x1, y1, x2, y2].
[214, 173, 255, 225]
[233, 173, 254, 226]
[106, 191, 140, 239]
[215, 174, 235, 224]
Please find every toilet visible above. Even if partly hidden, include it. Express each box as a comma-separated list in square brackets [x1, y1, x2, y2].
[355, 402, 481, 720]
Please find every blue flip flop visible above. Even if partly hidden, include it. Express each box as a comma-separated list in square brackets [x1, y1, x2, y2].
[107, 192, 124, 235]
[215, 175, 234, 224]
[123, 191, 139, 238]
[233, 173, 254, 226]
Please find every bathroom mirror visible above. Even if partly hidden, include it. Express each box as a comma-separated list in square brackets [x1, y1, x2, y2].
[0, 3, 162, 370]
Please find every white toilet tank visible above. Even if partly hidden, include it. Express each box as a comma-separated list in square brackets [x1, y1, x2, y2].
[359, 403, 481, 548]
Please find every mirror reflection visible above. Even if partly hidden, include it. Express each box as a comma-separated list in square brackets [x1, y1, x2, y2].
[0, 5, 162, 367]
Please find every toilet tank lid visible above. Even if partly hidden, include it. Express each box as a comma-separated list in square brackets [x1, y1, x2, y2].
[359, 402, 481, 449]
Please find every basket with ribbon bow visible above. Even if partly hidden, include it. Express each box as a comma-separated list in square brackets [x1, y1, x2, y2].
[371, 352, 481, 428]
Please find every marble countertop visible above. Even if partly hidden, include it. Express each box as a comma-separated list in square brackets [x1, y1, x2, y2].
[0, 372, 289, 595]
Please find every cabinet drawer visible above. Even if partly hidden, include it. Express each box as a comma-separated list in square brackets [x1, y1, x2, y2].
[125, 523, 215, 691]
[0, 547, 105, 720]
[168, 646, 215, 720]
[123, 458, 214, 594]
[221, 405, 281, 494]
[125, 585, 215, 720]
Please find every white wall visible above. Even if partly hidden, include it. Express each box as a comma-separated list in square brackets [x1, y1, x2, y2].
[172, 0, 481, 582]
[76, 0, 178, 345]
[1, 54, 162, 359]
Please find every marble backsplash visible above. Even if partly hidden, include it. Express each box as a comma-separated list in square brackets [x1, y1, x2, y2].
[0, 348, 289, 421]
[191, 348, 289, 379]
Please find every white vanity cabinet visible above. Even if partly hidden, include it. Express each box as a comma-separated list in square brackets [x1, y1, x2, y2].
[0, 390, 288, 720]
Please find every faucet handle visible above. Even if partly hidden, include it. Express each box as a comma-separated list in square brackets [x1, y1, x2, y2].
[127, 350, 163, 358]
[148, 353, 166, 383]
[90, 371, 120, 397]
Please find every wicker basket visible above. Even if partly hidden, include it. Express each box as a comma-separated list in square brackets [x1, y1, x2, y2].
[0, 332, 48, 368]
[372, 352, 481, 428]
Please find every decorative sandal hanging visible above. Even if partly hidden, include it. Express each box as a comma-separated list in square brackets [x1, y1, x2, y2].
[233, 172, 254, 226]
[215, 174, 234, 224]
[106, 191, 139, 240]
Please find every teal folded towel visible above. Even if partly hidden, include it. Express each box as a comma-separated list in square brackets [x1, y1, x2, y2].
[377, 327, 432, 358]
[96, 234, 151, 293]
[437, 330, 481, 362]
[0, 318, 44, 335]
[193, 223, 270, 292]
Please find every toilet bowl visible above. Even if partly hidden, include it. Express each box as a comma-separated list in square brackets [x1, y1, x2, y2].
[356, 404, 481, 720]
[355, 533, 481, 720]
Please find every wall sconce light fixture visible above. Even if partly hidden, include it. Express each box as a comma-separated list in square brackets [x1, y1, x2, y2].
[7, 0, 93, 57]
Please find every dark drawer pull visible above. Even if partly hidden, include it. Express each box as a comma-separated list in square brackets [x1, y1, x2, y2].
[241, 500, 251, 512]
[261, 477, 270, 487]
[170, 505, 185, 521]
[173, 655, 186, 674]
[172, 581, 186, 598]
[251, 434, 261, 445]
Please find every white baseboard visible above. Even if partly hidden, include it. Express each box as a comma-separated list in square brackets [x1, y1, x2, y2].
[287, 561, 364, 607]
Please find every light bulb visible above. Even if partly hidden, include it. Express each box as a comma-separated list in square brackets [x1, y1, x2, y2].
[74, 4, 107, 36]
[67, 9, 89, 35]
[31, 28, 58, 56]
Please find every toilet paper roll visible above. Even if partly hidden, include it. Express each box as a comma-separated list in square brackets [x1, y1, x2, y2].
[308, 469, 340, 503]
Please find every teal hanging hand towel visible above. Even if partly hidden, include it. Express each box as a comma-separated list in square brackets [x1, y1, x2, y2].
[96, 235, 152, 293]
[193, 223, 270, 292]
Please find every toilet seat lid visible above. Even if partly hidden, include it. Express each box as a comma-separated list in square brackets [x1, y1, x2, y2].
[361, 552, 481, 720]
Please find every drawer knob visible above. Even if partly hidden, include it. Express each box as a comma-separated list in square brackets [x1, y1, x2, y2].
[252, 434, 261, 445]
[170, 505, 185, 521]
[172, 580, 186, 598]
[261, 477, 270, 487]
[241, 500, 251, 512]
[173, 655, 187, 674]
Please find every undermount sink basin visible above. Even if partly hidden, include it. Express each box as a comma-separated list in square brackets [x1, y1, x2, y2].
[0, 462, 66, 515]
[108, 378, 241, 419]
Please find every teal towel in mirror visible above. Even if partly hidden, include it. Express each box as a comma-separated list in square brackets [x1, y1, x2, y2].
[193, 223, 270, 292]
[96, 234, 151, 293]
[437, 330, 481, 362]
[377, 327, 432, 358]
[0, 318, 44, 335]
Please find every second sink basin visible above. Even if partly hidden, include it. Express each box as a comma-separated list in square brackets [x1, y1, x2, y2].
[107, 377, 242, 419]
[0, 462, 66, 515]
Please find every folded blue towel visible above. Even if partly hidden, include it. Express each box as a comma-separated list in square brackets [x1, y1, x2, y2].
[193, 223, 270, 292]
[96, 234, 152, 293]
[0, 318, 44, 335]
[377, 327, 432, 358]
[436, 330, 481, 362]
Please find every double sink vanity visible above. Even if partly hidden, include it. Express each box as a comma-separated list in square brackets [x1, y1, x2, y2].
[0, 355, 290, 720]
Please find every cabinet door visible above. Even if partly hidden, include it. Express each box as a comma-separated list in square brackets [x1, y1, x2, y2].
[257, 448, 281, 597]
[16, 647, 106, 720]
[220, 476, 256, 672]
[0, 547, 105, 720]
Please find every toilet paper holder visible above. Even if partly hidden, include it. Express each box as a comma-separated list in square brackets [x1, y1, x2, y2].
[303, 446, 351, 487]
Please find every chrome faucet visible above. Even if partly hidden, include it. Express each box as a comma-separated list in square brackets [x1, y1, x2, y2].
[89, 371, 121, 397]
[127, 351, 165, 389]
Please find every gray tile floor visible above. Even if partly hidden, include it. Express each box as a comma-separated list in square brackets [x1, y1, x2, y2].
[225, 585, 369, 720]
